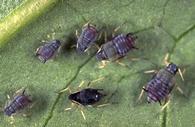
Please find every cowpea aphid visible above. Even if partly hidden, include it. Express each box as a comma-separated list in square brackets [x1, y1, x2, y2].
[35, 40, 61, 63]
[76, 23, 99, 53]
[96, 33, 138, 61]
[4, 89, 32, 116]
[69, 88, 105, 106]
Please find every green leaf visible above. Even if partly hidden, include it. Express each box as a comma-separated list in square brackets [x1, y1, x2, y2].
[0, 0, 195, 127]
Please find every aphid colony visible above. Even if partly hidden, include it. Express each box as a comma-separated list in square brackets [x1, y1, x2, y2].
[3, 22, 185, 120]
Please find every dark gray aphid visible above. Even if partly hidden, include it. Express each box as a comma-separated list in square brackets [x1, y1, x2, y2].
[96, 33, 137, 61]
[76, 23, 99, 53]
[143, 63, 179, 104]
[4, 89, 32, 116]
[36, 40, 61, 63]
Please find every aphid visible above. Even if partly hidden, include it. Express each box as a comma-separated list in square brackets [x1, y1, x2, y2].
[61, 78, 107, 120]
[69, 88, 105, 106]
[76, 22, 99, 53]
[35, 40, 61, 63]
[96, 33, 138, 61]
[4, 89, 32, 116]
[138, 56, 184, 110]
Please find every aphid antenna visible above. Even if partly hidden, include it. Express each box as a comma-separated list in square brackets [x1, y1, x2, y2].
[97, 103, 110, 108]
[58, 87, 72, 94]
[163, 53, 170, 66]
[83, 20, 93, 28]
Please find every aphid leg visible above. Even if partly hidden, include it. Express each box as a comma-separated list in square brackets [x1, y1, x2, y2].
[75, 30, 79, 39]
[158, 100, 162, 106]
[144, 70, 158, 74]
[78, 80, 85, 88]
[178, 68, 184, 81]
[13, 87, 25, 97]
[112, 26, 120, 37]
[35, 47, 40, 56]
[83, 21, 91, 28]
[97, 103, 110, 108]
[98, 60, 109, 69]
[80, 110, 86, 120]
[90, 77, 105, 84]
[58, 87, 72, 94]
[86, 77, 105, 88]
[112, 22, 126, 37]
[161, 97, 170, 111]
[51, 32, 56, 40]
[137, 86, 147, 101]
[115, 59, 127, 67]
[104, 31, 107, 42]
[92, 31, 102, 50]
[163, 53, 170, 66]
[176, 85, 184, 95]
[93, 44, 100, 50]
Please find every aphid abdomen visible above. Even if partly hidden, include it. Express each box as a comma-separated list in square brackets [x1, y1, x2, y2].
[102, 41, 118, 60]
[4, 95, 31, 116]
[147, 78, 170, 103]
[113, 34, 134, 56]
[77, 25, 98, 52]
[146, 69, 175, 103]
[36, 40, 61, 62]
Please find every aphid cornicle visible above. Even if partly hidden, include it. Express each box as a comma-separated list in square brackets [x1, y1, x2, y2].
[96, 33, 138, 61]
[76, 23, 99, 53]
[4, 89, 32, 116]
[142, 63, 180, 105]
[69, 88, 105, 106]
[35, 40, 61, 63]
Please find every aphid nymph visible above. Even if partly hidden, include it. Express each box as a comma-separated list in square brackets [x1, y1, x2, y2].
[35, 40, 61, 63]
[138, 58, 184, 111]
[76, 23, 99, 53]
[4, 89, 32, 116]
[96, 33, 138, 61]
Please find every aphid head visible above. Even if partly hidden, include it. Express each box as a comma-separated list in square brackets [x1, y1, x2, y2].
[126, 33, 138, 49]
[52, 40, 61, 48]
[96, 48, 107, 61]
[166, 63, 178, 74]
[68, 93, 78, 102]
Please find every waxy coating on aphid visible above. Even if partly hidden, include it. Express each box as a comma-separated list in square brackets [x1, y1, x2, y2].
[76, 23, 99, 53]
[4, 90, 32, 116]
[96, 33, 137, 61]
[144, 63, 179, 104]
[68, 88, 105, 106]
[35, 40, 61, 63]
